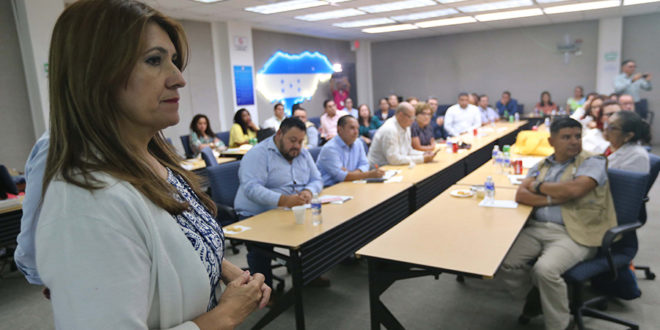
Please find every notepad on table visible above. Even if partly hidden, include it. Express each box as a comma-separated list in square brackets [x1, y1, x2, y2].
[319, 195, 352, 204]
[478, 199, 518, 208]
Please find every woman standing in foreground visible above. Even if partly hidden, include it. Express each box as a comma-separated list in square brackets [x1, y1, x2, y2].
[36, 1, 269, 329]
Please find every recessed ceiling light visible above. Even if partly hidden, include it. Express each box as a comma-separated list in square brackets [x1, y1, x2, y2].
[359, 0, 437, 14]
[362, 23, 419, 33]
[333, 17, 396, 28]
[623, 0, 660, 4]
[295, 8, 365, 21]
[475, 8, 543, 21]
[458, 0, 533, 13]
[246, 0, 327, 15]
[391, 8, 459, 21]
[416, 16, 477, 27]
[543, 0, 620, 14]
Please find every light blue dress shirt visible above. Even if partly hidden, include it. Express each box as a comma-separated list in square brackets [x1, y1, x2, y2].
[316, 135, 369, 187]
[307, 125, 319, 147]
[14, 131, 49, 285]
[613, 73, 652, 102]
[234, 137, 323, 217]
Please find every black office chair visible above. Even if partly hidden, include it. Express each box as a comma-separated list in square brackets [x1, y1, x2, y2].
[200, 147, 218, 168]
[180, 135, 194, 159]
[634, 153, 660, 280]
[0, 165, 19, 200]
[562, 169, 649, 330]
[257, 128, 276, 142]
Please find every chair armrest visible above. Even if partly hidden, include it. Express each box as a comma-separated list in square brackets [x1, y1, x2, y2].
[601, 222, 643, 280]
[215, 202, 238, 227]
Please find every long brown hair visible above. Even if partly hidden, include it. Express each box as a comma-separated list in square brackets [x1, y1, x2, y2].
[44, 0, 216, 215]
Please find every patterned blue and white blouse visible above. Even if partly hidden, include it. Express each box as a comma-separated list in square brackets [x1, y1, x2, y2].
[167, 168, 225, 311]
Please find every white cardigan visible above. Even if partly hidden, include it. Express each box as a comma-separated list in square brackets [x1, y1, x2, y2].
[36, 174, 216, 329]
[608, 142, 650, 173]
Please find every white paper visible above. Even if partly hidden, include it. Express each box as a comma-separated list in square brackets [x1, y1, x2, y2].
[320, 195, 352, 204]
[224, 224, 251, 234]
[508, 174, 526, 185]
[383, 170, 400, 180]
[385, 176, 403, 183]
[478, 199, 519, 208]
[181, 164, 194, 171]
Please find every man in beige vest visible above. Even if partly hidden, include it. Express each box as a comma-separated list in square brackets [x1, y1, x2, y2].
[500, 117, 616, 330]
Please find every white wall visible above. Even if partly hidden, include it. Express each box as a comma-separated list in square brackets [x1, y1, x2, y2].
[163, 20, 224, 155]
[0, 0, 34, 170]
[622, 13, 660, 144]
[252, 29, 356, 120]
[371, 20, 599, 111]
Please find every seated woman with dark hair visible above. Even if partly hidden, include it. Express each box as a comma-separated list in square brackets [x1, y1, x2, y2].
[604, 110, 651, 173]
[190, 114, 226, 155]
[411, 102, 436, 152]
[371, 98, 395, 129]
[357, 104, 377, 145]
[581, 96, 609, 154]
[535, 91, 558, 115]
[229, 108, 259, 147]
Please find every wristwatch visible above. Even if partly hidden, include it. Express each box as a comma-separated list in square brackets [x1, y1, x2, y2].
[533, 181, 543, 194]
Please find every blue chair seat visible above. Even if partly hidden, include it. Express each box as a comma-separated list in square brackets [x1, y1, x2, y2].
[216, 131, 230, 146]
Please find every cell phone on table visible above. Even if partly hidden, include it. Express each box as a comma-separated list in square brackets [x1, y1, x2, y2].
[365, 178, 386, 183]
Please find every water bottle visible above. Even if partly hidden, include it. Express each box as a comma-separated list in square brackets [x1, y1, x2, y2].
[502, 145, 511, 173]
[544, 117, 551, 132]
[514, 112, 520, 122]
[492, 145, 500, 166]
[485, 176, 495, 203]
[311, 193, 322, 226]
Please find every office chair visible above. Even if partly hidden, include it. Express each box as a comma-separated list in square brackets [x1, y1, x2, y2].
[634, 153, 660, 280]
[200, 147, 218, 168]
[0, 165, 19, 199]
[308, 147, 322, 162]
[216, 131, 230, 146]
[180, 135, 194, 159]
[308, 116, 321, 128]
[562, 169, 649, 330]
[206, 161, 286, 292]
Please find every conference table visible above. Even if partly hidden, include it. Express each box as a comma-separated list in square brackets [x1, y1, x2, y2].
[455, 154, 543, 189]
[0, 198, 23, 249]
[357, 186, 534, 329]
[224, 121, 531, 329]
[224, 182, 412, 329]
[381, 122, 528, 209]
[180, 156, 236, 171]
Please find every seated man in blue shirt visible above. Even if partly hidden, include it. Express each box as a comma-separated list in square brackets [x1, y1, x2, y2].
[234, 118, 324, 288]
[316, 115, 384, 186]
[496, 90, 519, 117]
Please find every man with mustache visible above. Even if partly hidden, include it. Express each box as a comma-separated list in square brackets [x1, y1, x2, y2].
[235, 117, 324, 289]
[500, 117, 616, 330]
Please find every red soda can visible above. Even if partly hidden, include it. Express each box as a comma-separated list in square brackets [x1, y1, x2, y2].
[514, 160, 523, 174]
[473, 128, 478, 136]
[452, 142, 459, 153]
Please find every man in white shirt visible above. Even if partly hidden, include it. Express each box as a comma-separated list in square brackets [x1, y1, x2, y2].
[262, 103, 286, 130]
[368, 102, 438, 166]
[444, 93, 482, 137]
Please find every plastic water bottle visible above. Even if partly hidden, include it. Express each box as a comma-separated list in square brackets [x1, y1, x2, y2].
[544, 117, 551, 132]
[514, 112, 520, 122]
[311, 194, 322, 226]
[492, 145, 500, 166]
[502, 145, 511, 174]
[485, 176, 495, 203]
